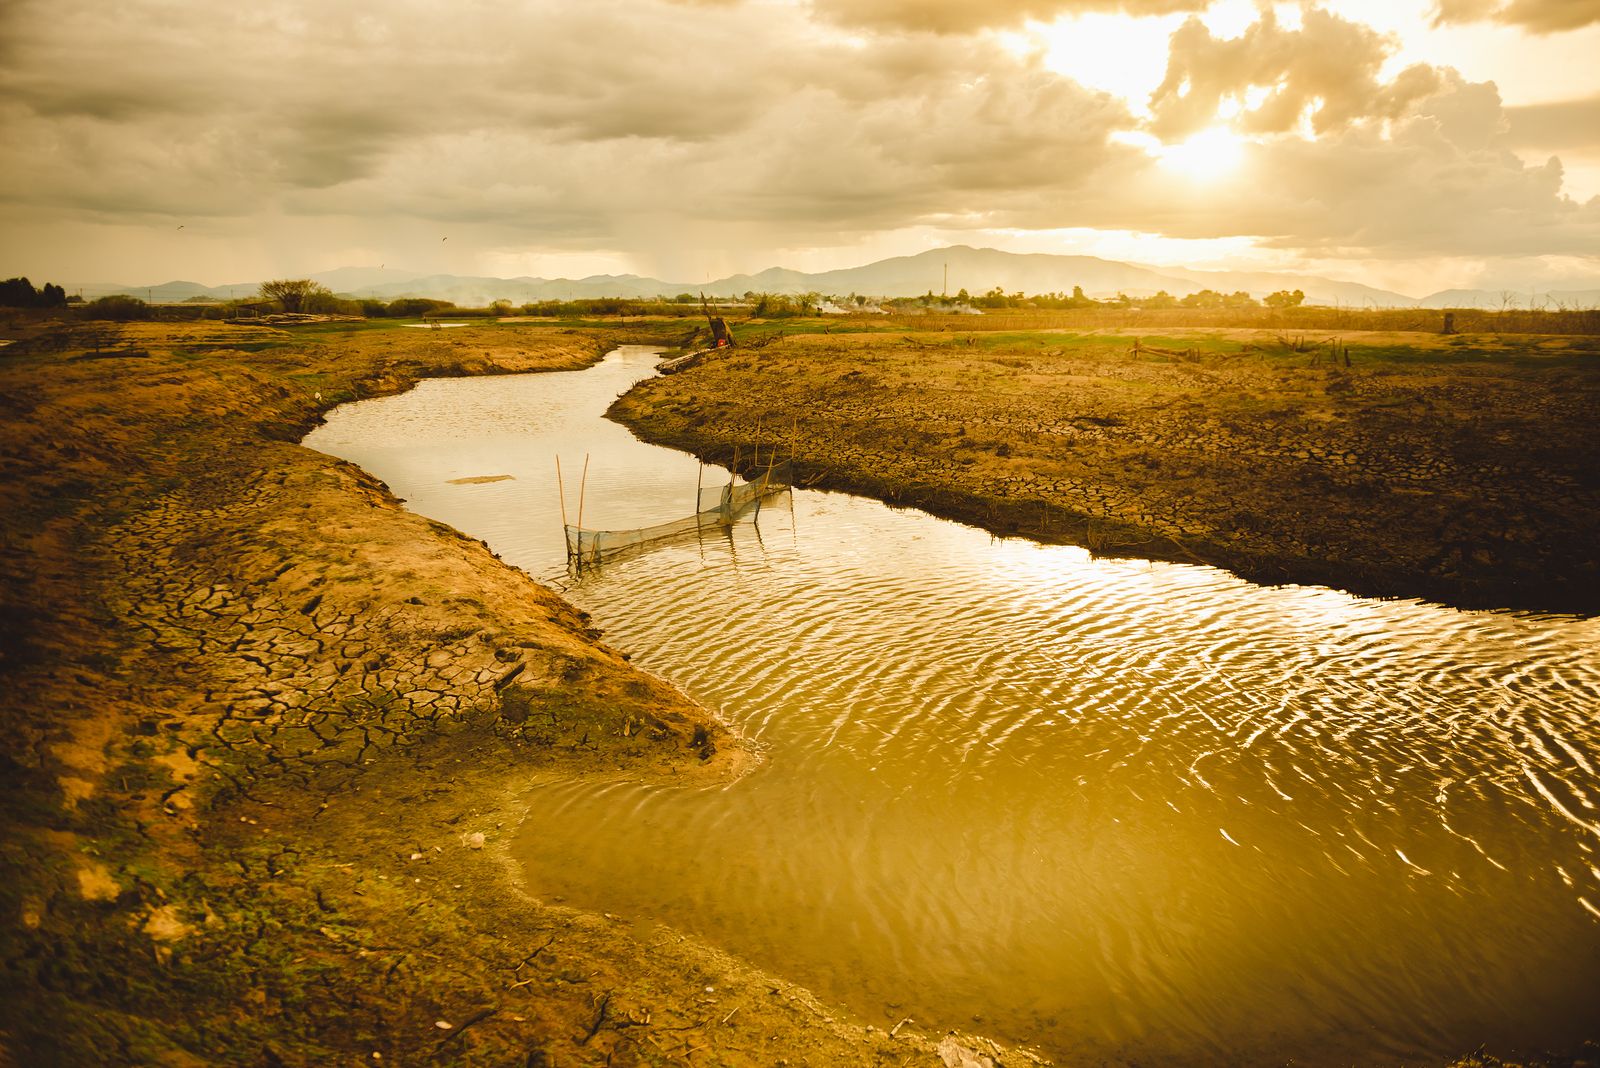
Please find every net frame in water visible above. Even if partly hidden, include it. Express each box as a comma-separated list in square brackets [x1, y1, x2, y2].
[559, 455, 793, 567]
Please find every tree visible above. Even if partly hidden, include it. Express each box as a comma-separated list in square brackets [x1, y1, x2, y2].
[0, 277, 38, 306]
[258, 279, 330, 313]
[1, 277, 73, 308]
[386, 297, 454, 318]
[1265, 289, 1305, 308]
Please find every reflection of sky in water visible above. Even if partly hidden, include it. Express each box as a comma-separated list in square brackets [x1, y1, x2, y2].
[308, 347, 1600, 1068]
[307, 346, 721, 540]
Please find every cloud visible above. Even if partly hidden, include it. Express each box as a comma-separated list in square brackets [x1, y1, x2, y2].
[1504, 94, 1600, 148]
[0, 0, 1594, 289]
[0, 0, 1135, 249]
[1147, 8, 1440, 140]
[800, 0, 1206, 33]
[1433, 0, 1600, 32]
[1069, 72, 1600, 259]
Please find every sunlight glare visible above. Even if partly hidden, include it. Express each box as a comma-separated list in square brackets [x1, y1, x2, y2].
[1034, 13, 1183, 115]
[1200, 0, 1260, 37]
[1154, 127, 1247, 180]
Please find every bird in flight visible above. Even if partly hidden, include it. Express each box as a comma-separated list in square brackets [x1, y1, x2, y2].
[176, 224, 184, 230]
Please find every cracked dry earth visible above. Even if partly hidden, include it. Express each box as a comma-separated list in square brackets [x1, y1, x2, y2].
[0, 321, 1007, 1066]
[612, 327, 1600, 613]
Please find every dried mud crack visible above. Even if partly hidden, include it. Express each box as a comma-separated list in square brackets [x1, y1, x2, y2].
[0, 321, 1012, 1066]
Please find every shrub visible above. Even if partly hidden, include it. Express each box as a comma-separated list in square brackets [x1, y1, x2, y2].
[83, 295, 150, 321]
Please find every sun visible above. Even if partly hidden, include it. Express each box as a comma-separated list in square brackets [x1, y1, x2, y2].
[1153, 127, 1247, 181]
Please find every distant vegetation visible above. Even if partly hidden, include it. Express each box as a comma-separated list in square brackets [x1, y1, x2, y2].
[3, 276, 1595, 335]
[0, 277, 69, 308]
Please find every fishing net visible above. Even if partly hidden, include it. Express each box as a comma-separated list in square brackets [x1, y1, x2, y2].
[565, 462, 792, 565]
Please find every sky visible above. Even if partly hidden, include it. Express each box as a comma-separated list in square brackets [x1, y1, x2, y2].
[1, 0, 1598, 297]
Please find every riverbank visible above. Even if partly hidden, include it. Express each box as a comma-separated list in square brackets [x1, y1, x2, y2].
[610, 326, 1600, 614]
[0, 320, 1018, 1065]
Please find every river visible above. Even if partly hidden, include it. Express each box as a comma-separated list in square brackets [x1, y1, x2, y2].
[305, 345, 1600, 1066]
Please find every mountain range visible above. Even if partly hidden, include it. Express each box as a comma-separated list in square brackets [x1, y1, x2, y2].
[68, 246, 1600, 311]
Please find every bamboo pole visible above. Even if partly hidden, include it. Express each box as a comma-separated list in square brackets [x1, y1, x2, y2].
[556, 455, 570, 558]
[755, 434, 781, 522]
[576, 454, 589, 535]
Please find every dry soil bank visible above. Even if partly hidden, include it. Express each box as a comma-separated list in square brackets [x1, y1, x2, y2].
[613, 325, 1600, 614]
[0, 318, 1583, 1068]
[0, 320, 1016, 1066]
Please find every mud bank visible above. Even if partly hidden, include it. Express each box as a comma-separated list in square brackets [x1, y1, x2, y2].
[0, 321, 1014, 1065]
[610, 327, 1600, 614]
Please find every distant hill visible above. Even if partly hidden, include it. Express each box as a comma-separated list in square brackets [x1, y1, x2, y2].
[73, 279, 255, 302]
[68, 246, 1600, 309]
[1415, 288, 1600, 310]
[1153, 266, 1417, 308]
[355, 273, 672, 304]
[338, 246, 1421, 306]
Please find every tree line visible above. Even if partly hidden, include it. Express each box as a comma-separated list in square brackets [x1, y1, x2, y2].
[0, 277, 69, 308]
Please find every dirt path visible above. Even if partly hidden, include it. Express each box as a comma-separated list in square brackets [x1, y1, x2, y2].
[610, 326, 1600, 614]
[0, 321, 1013, 1065]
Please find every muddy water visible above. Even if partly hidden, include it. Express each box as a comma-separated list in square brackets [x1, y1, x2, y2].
[306, 347, 1600, 1066]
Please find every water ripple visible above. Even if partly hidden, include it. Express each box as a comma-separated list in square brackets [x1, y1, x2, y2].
[308, 348, 1600, 1068]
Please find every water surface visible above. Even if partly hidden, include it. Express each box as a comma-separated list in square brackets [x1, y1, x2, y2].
[306, 347, 1600, 1066]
